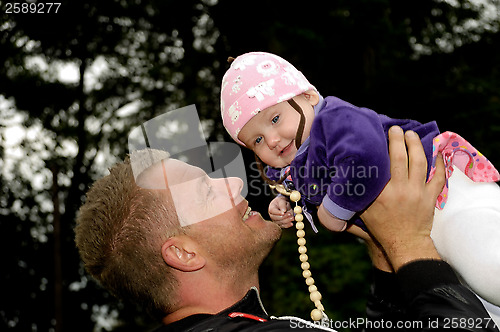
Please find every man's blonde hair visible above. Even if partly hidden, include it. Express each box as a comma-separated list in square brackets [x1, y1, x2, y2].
[75, 151, 183, 318]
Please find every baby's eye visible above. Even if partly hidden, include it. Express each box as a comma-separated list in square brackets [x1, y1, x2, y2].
[255, 136, 263, 145]
[271, 115, 279, 124]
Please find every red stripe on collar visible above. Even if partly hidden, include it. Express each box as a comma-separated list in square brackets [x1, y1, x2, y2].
[228, 312, 267, 322]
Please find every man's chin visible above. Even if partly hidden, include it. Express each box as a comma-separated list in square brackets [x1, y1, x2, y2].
[266, 222, 283, 245]
[262, 228, 282, 258]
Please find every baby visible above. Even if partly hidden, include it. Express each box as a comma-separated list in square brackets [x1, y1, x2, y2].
[220, 51, 500, 313]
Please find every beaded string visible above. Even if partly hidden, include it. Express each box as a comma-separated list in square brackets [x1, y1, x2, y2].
[269, 184, 325, 322]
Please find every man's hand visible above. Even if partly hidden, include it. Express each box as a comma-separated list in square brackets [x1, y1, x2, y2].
[360, 126, 446, 271]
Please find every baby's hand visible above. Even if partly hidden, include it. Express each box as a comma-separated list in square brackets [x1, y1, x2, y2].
[269, 195, 294, 228]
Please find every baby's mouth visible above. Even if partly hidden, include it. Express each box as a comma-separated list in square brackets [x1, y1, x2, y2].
[280, 141, 294, 156]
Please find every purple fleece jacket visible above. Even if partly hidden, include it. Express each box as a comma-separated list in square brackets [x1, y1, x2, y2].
[267, 96, 440, 223]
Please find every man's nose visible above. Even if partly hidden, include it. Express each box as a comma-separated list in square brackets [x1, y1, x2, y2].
[225, 177, 243, 199]
[212, 177, 243, 198]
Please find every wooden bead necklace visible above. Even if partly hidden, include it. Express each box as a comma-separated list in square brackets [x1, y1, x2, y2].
[269, 183, 326, 322]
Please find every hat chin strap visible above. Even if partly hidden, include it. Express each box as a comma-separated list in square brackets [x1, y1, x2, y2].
[287, 99, 306, 150]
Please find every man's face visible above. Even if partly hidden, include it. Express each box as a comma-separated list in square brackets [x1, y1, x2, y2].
[142, 158, 282, 270]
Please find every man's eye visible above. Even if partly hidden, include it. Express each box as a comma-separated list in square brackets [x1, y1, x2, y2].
[255, 136, 262, 144]
[203, 177, 213, 198]
[272, 115, 279, 124]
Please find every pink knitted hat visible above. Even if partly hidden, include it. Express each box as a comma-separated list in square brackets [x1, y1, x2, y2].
[220, 52, 316, 146]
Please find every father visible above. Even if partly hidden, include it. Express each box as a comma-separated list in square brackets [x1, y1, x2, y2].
[75, 127, 498, 331]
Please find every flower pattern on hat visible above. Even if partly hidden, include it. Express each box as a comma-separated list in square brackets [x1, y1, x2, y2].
[228, 102, 241, 125]
[246, 79, 275, 101]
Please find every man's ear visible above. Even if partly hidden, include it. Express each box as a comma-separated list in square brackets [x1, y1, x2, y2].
[303, 90, 320, 106]
[161, 237, 206, 272]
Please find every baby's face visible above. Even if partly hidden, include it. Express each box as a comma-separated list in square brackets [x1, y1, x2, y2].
[238, 91, 318, 168]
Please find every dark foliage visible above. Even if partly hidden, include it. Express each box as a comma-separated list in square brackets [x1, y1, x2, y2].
[0, 0, 498, 330]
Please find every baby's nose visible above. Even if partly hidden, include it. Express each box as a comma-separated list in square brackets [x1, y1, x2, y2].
[267, 136, 280, 149]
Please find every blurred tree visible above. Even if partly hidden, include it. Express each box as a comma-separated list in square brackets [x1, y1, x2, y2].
[0, 0, 222, 330]
[0, 0, 498, 331]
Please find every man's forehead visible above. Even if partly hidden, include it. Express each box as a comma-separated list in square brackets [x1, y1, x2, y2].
[140, 158, 206, 188]
[165, 159, 206, 184]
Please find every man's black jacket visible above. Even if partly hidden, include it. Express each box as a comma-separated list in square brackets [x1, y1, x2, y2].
[153, 260, 499, 332]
